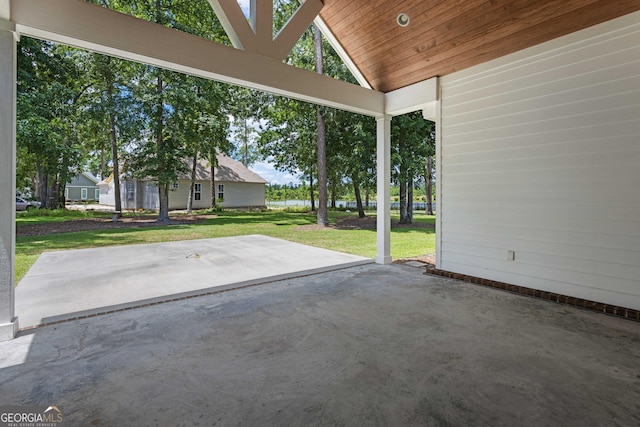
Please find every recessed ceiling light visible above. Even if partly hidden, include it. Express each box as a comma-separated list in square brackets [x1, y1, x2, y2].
[397, 13, 410, 27]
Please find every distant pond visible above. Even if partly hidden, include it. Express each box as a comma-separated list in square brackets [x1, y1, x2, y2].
[266, 200, 435, 211]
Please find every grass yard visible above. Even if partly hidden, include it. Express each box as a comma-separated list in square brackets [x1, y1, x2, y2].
[15, 209, 435, 283]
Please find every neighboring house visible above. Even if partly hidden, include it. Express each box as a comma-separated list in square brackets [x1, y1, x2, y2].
[65, 172, 100, 202]
[98, 153, 267, 210]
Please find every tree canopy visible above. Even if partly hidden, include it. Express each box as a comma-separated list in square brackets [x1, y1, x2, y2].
[17, 0, 435, 221]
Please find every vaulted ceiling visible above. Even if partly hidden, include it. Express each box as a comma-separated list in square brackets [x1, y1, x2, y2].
[319, 0, 640, 92]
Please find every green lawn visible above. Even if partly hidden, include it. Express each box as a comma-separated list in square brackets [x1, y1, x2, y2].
[16, 208, 112, 224]
[15, 209, 435, 283]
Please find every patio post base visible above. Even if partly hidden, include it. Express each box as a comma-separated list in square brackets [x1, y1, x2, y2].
[0, 317, 19, 341]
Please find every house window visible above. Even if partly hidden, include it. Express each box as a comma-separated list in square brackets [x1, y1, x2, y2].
[81, 188, 88, 200]
[171, 182, 179, 191]
[127, 182, 135, 200]
[217, 184, 224, 200]
[95, 189, 100, 200]
[194, 183, 202, 201]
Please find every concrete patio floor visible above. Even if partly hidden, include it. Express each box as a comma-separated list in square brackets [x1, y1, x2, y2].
[1, 262, 639, 426]
[15, 235, 371, 329]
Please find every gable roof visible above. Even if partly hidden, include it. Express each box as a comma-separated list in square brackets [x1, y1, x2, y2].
[80, 171, 99, 184]
[181, 153, 267, 184]
[96, 153, 267, 185]
[318, 0, 640, 92]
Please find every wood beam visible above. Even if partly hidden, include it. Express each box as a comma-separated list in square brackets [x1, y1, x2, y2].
[272, 0, 323, 62]
[385, 77, 439, 117]
[210, 0, 322, 62]
[252, 0, 272, 53]
[10, 0, 384, 117]
[207, 0, 256, 52]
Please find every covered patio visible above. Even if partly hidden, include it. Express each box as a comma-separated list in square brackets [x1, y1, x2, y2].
[1, 263, 639, 425]
[1, 1, 638, 423]
[2, 0, 639, 340]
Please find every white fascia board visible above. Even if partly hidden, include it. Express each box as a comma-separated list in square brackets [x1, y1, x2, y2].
[0, 0, 8, 21]
[314, 16, 371, 89]
[422, 101, 438, 122]
[0, 18, 14, 33]
[11, 0, 384, 117]
[385, 77, 439, 117]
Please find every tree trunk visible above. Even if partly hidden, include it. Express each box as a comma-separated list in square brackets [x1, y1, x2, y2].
[243, 117, 249, 167]
[399, 180, 407, 224]
[210, 152, 217, 209]
[38, 170, 49, 208]
[352, 176, 365, 218]
[156, 74, 170, 222]
[309, 170, 315, 212]
[100, 142, 105, 181]
[315, 24, 328, 226]
[426, 156, 434, 215]
[187, 146, 198, 215]
[407, 178, 414, 224]
[330, 180, 337, 208]
[56, 178, 66, 209]
[107, 79, 122, 216]
[158, 182, 170, 221]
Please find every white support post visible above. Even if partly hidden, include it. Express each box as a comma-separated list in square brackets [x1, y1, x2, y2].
[376, 115, 392, 265]
[434, 98, 443, 269]
[0, 16, 19, 340]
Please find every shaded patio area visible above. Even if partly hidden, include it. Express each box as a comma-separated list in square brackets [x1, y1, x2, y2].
[1, 262, 638, 426]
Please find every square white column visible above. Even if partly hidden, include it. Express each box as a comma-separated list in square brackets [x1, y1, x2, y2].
[376, 115, 391, 265]
[0, 21, 19, 340]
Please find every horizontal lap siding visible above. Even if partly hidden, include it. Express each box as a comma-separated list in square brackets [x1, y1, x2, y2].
[439, 13, 640, 309]
[168, 180, 211, 210]
[220, 183, 265, 208]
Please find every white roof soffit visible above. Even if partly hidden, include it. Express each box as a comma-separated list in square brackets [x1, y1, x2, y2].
[10, 0, 384, 117]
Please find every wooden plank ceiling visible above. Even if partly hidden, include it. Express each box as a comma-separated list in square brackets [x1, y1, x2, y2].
[319, 0, 640, 92]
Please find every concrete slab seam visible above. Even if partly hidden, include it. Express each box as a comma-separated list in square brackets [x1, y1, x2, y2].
[17, 261, 372, 333]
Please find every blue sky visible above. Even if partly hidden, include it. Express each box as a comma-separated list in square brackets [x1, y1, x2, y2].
[228, 116, 301, 185]
[237, 0, 250, 17]
[250, 161, 301, 186]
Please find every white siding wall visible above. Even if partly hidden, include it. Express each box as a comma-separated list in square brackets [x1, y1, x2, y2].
[219, 182, 266, 208]
[98, 184, 114, 206]
[166, 181, 265, 209]
[168, 180, 211, 210]
[439, 12, 640, 310]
